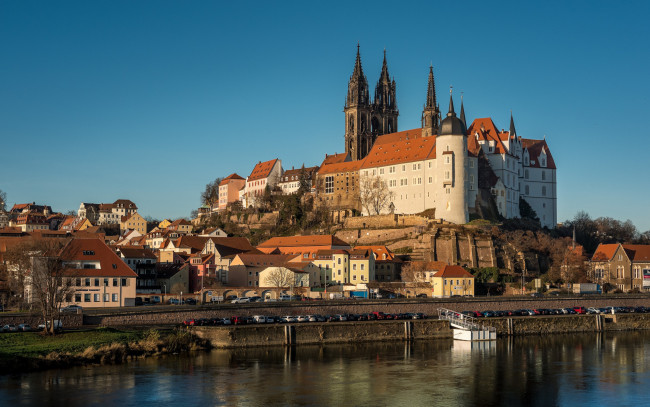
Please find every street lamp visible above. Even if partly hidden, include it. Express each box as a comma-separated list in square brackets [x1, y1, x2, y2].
[162, 283, 166, 302]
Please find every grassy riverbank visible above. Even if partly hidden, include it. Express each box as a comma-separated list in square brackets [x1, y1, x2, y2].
[0, 327, 208, 373]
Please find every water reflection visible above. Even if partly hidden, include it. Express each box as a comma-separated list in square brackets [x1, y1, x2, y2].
[1, 332, 650, 406]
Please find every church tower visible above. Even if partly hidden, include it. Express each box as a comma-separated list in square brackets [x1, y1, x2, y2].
[371, 50, 398, 141]
[344, 44, 372, 161]
[421, 65, 440, 137]
[435, 91, 469, 224]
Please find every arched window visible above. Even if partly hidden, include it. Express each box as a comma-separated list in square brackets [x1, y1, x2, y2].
[542, 186, 547, 196]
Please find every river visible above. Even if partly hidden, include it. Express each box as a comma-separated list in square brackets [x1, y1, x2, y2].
[1, 332, 650, 406]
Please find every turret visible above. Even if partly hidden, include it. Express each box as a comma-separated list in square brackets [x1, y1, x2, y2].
[422, 65, 440, 137]
[344, 44, 372, 160]
[371, 49, 399, 137]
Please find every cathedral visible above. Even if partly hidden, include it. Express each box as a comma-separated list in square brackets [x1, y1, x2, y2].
[318, 45, 558, 228]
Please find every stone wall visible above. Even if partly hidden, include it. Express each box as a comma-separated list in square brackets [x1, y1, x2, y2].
[194, 319, 451, 348]
[343, 215, 430, 229]
[335, 227, 422, 246]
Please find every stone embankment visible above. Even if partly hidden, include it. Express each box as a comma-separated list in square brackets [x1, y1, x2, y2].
[0, 313, 83, 328]
[193, 313, 650, 348]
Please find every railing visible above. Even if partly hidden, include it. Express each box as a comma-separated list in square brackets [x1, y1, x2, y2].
[438, 308, 496, 333]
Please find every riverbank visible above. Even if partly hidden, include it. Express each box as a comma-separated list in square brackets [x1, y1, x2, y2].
[193, 313, 650, 348]
[0, 327, 209, 374]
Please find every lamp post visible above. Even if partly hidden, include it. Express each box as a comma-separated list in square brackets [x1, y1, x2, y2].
[162, 283, 166, 303]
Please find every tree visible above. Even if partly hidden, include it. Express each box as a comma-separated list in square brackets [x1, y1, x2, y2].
[27, 239, 76, 334]
[298, 165, 311, 195]
[0, 188, 6, 212]
[400, 262, 433, 287]
[519, 197, 540, 223]
[201, 178, 223, 208]
[263, 267, 293, 297]
[359, 175, 394, 216]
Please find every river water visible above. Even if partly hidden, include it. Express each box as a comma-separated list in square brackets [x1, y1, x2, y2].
[2, 332, 650, 406]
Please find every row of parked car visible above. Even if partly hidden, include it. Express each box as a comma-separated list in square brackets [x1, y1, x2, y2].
[1, 323, 32, 332]
[182, 312, 427, 326]
[462, 306, 650, 318]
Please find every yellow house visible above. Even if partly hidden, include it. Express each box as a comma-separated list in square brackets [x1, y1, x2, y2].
[158, 219, 172, 229]
[431, 265, 475, 298]
[120, 212, 147, 235]
[349, 249, 374, 285]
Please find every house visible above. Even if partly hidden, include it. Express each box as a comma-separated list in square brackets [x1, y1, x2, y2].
[259, 266, 310, 294]
[590, 243, 650, 292]
[199, 227, 227, 237]
[431, 265, 475, 298]
[48, 238, 137, 308]
[311, 249, 375, 285]
[120, 212, 147, 235]
[112, 199, 138, 218]
[257, 235, 351, 259]
[166, 219, 193, 234]
[218, 173, 246, 211]
[14, 212, 49, 232]
[156, 262, 189, 296]
[229, 253, 299, 287]
[278, 165, 319, 194]
[158, 219, 172, 229]
[115, 246, 158, 294]
[354, 245, 402, 282]
[244, 159, 283, 207]
[314, 158, 363, 219]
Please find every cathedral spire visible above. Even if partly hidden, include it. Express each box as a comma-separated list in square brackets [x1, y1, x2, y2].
[425, 64, 437, 109]
[346, 43, 369, 108]
[459, 93, 466, 126]
[509, 111, 517, 138]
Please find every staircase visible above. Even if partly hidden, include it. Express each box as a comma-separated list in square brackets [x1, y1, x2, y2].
[438, 308, 497, 341]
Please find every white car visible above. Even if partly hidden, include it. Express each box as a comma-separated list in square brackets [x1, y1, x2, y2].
[252, 315, 267, 323]
[296, 315, 308, 322]
[221, 318, 232, 325]
[282, 316, 297, 323]
[231, 297, 251, 304]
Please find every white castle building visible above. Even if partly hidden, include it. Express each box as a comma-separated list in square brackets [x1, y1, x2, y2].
[343, 47, 557, 228]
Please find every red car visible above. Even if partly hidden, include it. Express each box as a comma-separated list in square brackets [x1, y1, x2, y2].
[573, 307, 587, 314]
[183, 319, 196, 326]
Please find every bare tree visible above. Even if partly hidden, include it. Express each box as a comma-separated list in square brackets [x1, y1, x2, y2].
[201, 178, 223, 208]
[263, 267, 293, 297]
[28, 239, 76, 334]
[359, 175, 394, 216]
[0, 188, 7, 212]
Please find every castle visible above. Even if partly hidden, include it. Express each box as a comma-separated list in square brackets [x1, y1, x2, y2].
[316, 46, 557, 228]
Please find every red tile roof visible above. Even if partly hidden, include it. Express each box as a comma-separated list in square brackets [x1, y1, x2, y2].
[317, 159, 364, 176]
[591, 244, 621, 262]
[258, 235, 350, 248]
[279, 166, 319, 182]
[521, 138, 557, 170]
[373, 128, 426, 145]
[248, 159, 279, 182]
[220, 173, 245, 185]
[623, 245, 650, 262]
[320, 153, 350, 166]
[354, 245, 397, 261]
[361, 133, 435, 169]
[59, 238, 137, 278]
[234, 253, 298, 267]
[467, 118, 511, 156]
[433, 265, 474, 278]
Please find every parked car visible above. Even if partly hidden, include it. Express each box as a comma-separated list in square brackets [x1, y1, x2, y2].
[184, 298, 197, 305]
[231, 297, 251, 304]
[221, 318, 232, 325]
[587, 307, 601, 314]
[2, 324, 18, 333]
[61, 304, 83, 313]
[416, 293, 428, 298]
[282, 315, 297, 323]
[17, 324, 31, 332]
[183, 319, 196, 326]
[248, 296, 262, 303]
[252, 315, 267, 324]
[573, 307, 587, 314]
[230, 316, 247, 325]
[37, 320, 63, 331]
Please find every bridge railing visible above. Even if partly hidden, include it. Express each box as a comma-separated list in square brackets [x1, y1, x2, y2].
[438, 308, 496, 333]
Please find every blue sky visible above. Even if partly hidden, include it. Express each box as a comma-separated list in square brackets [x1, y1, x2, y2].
[1, 1, 649, 231]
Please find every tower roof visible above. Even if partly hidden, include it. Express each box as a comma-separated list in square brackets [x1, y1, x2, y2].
[440, 91, 466, 136]
[373, 49, 396, 110]
[425, 65, 437, 109]
[346, 43, 370, 107]
[509, 111, 517, 138]
[459, 94, 466, 126]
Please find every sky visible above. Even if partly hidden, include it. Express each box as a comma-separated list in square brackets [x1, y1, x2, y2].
[1, 0, 649, 231]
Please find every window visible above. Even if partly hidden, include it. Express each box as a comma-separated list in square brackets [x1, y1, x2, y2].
[325, 176, 334, 194]
[121, 279, 127, 286]
[353, 264, 357, 270]
[525, 185, 530, 195]
[104, 293, 110, 302]
[94, 278, 100, 287]
[75, 293, 81, 302]
[542, 186, 547, 196]
[104, 278, 109, 286]
[445, 171, 450, 180]
[94, 294, 100, 302]
[84, 294, 91, 302]
[412, 164, 417, 170]
[469, 160, 474, 168]
[428, 177, 432, 184]
[113, 278, 118, 287]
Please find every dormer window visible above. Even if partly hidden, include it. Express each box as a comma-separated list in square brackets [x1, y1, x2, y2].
[540, 157, 546, 167]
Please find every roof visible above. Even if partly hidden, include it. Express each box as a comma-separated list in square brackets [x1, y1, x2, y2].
[433, 265, 474, 278]
[117, 247, 157, 259]
[623, 245, 650, 262]
[234, 253, 297, 267]
[320, 153, 350, 166]
[258, 235, 350, 248]
[113, 199, 137, 209]
[219, 173, 245, 185]
[591, 244, 621, 262]
[248, 159, 280, 182]
[362, 132, 436, 169]
[521, 138, 557, 170]
[467, 118, 512, 156]
[59, 239, 137, 278]
[373, 128, 425, 145]
[279, 166, 319, 183]
[317, 159, 364, 176]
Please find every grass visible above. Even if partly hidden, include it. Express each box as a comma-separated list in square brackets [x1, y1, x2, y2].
[0, 327, 143, 359]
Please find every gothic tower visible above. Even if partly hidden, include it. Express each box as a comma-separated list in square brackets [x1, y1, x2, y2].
[421, 65, 440, 137]
[344, 44, 372, 161]
[371, 50, 398, 142]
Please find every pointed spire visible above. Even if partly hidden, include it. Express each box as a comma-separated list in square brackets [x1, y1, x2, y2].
[448, 87, 456, 116]
[459, 93, 466, 126]
[509, 110, 517, 138]
[425, 64, 437, 108]
[352, 42, 364, 78]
